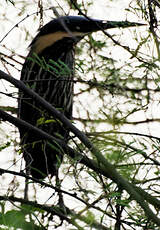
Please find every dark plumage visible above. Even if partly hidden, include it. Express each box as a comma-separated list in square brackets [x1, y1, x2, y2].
[18, 16, 144, 179]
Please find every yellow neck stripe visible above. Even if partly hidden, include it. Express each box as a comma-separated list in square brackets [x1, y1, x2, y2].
[32, 31, 86, 54]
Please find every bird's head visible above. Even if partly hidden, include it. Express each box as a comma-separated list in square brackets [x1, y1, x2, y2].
[30, 15, 145, 54]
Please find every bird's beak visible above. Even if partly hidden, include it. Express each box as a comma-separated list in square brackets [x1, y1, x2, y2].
[77, 18, 146, 35]
[95, 20, 146, 30]
[99, 20, 146, 30]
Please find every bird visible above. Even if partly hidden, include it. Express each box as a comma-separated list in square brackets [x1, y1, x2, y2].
[18, 15, 144, 179]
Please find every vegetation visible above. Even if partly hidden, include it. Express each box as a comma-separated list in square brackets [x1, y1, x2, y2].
[0, 0, 160, 229]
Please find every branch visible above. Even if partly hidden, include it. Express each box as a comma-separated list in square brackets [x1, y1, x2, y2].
[0, 108, 102, 178]
[0, 195, 71, 224]
[0, 167, 137, 229]
[74, 117, 160, 125]
[0, 69, 160, 226]
[70, 0, 148, 64]
[0, 7, 56, 43]
[87, 131, 160, 166]
[0, 195, 110, 230]
[148, 0, 160, 58]
[0, 168, 94, 208]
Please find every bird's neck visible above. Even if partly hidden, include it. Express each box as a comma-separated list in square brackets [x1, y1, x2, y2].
[28, 37, 75, 79]
[30, 37, 75, 73]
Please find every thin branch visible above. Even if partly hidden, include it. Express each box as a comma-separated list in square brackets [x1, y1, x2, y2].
[148, 0, 160, 58]
[87, 130, 160, 142]
[70, 0, 148, 64]
[17, 77, 160, 94]
[0, 108, 101, 177]
[0, 195, 72, 223]
[0, 7, 55, 43]
[0, 195, 110, 230]
[74, 117, 160, 125]
[0, 168, 93, 207]
[0, 169, 135, 228]
[87, 131, 160, 166]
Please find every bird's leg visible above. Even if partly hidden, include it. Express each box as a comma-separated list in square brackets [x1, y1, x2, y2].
[55, 168, 64, 208]
[24, 151, 32, 200]
[24, 165, 29, 200]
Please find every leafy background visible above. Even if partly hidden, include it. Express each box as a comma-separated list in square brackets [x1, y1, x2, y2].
[0, 0, 160, 229]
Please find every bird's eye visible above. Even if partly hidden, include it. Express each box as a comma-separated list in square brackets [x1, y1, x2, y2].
[76, 26, 81, 30]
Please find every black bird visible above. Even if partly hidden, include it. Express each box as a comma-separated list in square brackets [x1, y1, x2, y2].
[18, 16, 144, 179]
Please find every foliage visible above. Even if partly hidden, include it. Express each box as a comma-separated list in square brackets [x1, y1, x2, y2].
[0, 0, 160, 229]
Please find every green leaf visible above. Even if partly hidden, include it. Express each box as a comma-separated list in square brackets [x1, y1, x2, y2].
[116, 199, 130, 207]
[86, 211, 95, 224]
[0, 210, 41, 229]
[0, 142, 11, 151]
[21, 204, 45, 214]
[37, 117, 56, 126]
